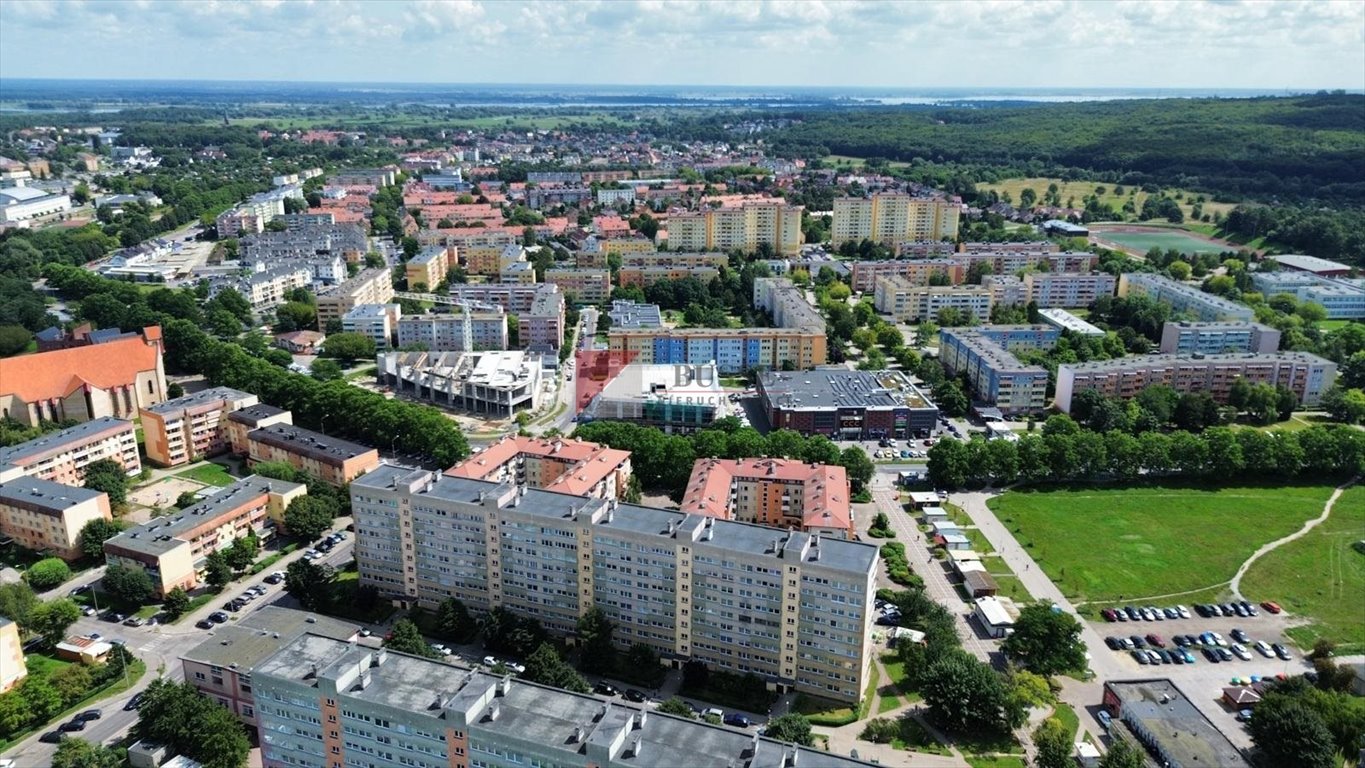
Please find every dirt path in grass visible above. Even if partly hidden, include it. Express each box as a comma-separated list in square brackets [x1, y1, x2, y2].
[1229, 477, 1359, 600]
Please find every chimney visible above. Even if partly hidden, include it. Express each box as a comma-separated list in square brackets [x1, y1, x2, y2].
[572, 726, 585, 743]
[487, 701, 500, 721]
[636, 708, 647, 728]
[632, 736, 644, 758]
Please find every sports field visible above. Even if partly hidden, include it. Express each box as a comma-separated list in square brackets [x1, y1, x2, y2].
[1090, 226, 1231, 256]
[986, 484, 1337, 604]
[1240, 485, 1365, 653]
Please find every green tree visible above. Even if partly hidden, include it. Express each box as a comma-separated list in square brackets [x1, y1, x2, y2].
[1002, 602, 1087, 675]
[30, 598, 81, 647]
[1097, 737, 1144, 768]
[321, 332, 376, 363]
[435, 597, 478, 643]
[49, 663, 93, 705]
[102, 563, 154, 605]
[82, 458, 130, 507]
[1032, 716, 1073, 768]
[386, 618, 439, 658]
[24, 557, 72, 590]
[162, 586, 191, 619]
[0, 324, 33, 356]
[134, 678, 250, 768]
[1248, 696, 1336, 768]
[284, 558, 334, 611]
[838, 446, 875, 494]
[284, 495, 336, 541]
[764, 713, 815, 746]
[1323, 385, 1365, 424]
[175, 490, 201, 509]
[274, 301, 317, 333]
[522, 642, 590, 693]
[309, 358, 345, 382]
[0, 582, 38, 630]
[657, 697, 696, 719]
[764, 429, 807, 460]
[927, 439, 970, 488]
[575, 606, 617, 674]
[0, 690, 34, 739]
[204, 551, 233, 589]
[920, 650, 1012, 734]
[18, 677, 63, 725]
[251, 461, 300, 482]
[225, 530, 258, 571]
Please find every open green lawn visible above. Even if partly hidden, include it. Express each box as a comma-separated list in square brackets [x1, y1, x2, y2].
[175, 462, 237, 487]
[1091, 227, 1231, 256]
[1240, 485, 1365, 653]
[1316, 320, 1360, 332]
[988, 484, 1337, 604]
[977, 177, 1235, 222]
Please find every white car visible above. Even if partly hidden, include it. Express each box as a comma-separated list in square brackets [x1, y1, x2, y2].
[483, 656, 498, 666]
[1175, 605, 1191, 619]
[1231, 643, 1252, 661]
[1254, 641, 1274, 658]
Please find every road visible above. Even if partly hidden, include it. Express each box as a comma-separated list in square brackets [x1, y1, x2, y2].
[3, 532, 355, 764]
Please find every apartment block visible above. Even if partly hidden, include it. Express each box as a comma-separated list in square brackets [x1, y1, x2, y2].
[252, 632, 874, 768]
[0, 417, 141, 485]
[616, 263, 721, 289]
[608, 327, 826, 374]
[873, 277, 993, 323]
[983, 274, 1029, 307]
[680, 458, 853, 540]
[404, 245, 453, 291]
[467, 243, 526, 277]
[376, 350, 545, 416]
[848, 259, 964, 293]
[958, 250, 1098, 277]
[0, 618, 23, 693]
[449, 283, 566, 352]
[342, 303, 402, 350]
[1055, 352, 1338, 413]
[351, 463, 877, 703]
[759, 368, 939, 439]
[446, 435, 632, 500]
[396, 306, 509, 352]
[332, 167, 397, 187]
[1118, 273, 1255, 322]
[1037, 308, 1105, 337]
[104, 476, 306, 596]
[140, 387, 259, 468]
[0, 326, 167, 427]
[227, 264, 313, 313]
[1158, 321, 1282, 355]
[832, 194, 960, 247]
[939, 327, 1059, 415]
[0, 477, 111, 560]
[225, 404, 294, 456]
[1021, 271, 1117, 308]
[752, 277, 826, 330]
[546, 268, 612, 304]
[317, 268, 395, 328]
[246, 424, 380, 487]
[181, 605, 358, 726]
[1249, 271, 1365, 319]
[668, 200, 803, 255]
[961, 241, 1060, 254]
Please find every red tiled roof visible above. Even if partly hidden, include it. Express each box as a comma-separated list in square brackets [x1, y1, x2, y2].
[679, 458, 852, 534]
[0, 327, 161, 403]
[445, 435, 630, 497]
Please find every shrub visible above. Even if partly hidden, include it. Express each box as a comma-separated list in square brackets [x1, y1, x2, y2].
[24, 558, 71, 590]
[879, 543, 921, 587]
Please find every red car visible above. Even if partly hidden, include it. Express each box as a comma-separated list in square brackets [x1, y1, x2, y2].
[1145, 633, 1165, 648]
[1101, 609, 1118, 622]
[1261, 601, 1282, 614]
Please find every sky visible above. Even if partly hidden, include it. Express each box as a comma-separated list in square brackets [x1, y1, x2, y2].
[1, 0, 1362, 91]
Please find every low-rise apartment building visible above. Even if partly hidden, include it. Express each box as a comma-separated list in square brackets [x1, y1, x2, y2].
[958, 250, 1098, 277]
[0, 326, 167, 427]
[1021, 271, 1117, 308]
[983, 274, 1030, 307]
[228, 264, 313, 313]
[351, 463, 877, 703]
[252, 632, 875, 768]
[0, 478, 111, 560]
[104, 476, 306, 596]
[616, 263, 721, 289]
[246, 425, 380, 487]
[467, 243, 526, 276]
[375, 350, 545, 416]
[397, 306, 509, 352]
[832, 194, 960, 247]
[404, 245, 453, 291]
[342, 303, 402, 350]
[1158, 321, 1282, 355]
[1118, 273, 1255, 322]
[317, 268, 394, 329]
[939, 326, 1059, 415]
[140, 387, 259, 468]
[752, 277, 826, 330]
[1055, 352, 1338, 413]
[759, 368, 939, 439]
[546, 268, 611, 304]
[848, 259, 964, 293]
[225, 404, 294, 457]
[0, 417, 141, 485]
[873, 277, 993, 322]
[680, 458, 853, 540]
[446, 435, 632, 500]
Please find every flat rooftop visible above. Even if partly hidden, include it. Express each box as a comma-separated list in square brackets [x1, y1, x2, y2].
[1108, 679, 1250, 768]
[248, 424, 376, 466]
[226, 403, 288, 426]
[1037, 308, 1105, 336]
[1273, 253, 1352, 273]
[106, 475, 303, 557]
[1060, 350, 1334, 373]
[182, 605, 359, 670]
[0, 417, 133, 469]
[143, 387, 253, 416]
[0, 476, 105, 514]
[760, 368, 937, 411]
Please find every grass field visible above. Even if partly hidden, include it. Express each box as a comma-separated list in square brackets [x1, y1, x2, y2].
[175, 462, 237, 487]
[1317, 320, 1361, 332]
[987, 484, 1337, 604]
[1240, 485, 1365, 653]
[976, 177, 1236, 221]
[1091, 227, 1232, 256]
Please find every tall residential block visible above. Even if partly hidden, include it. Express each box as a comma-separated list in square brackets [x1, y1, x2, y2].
[0, 417, 141, 485]
[1055, 352, 1337, 413]
[0, 477, 112, 560]
[939, 326, 1060, 415]
[352, 463, 877, 703]
[848, 259, 964, 293]
[397, 306, 509, 352]
[251, 632, 876, 768]
[832, 194, 960, 247]
[404, 245, 453, 291]
[1158, 321, 1282, 355]
[608, 327, 826, 374]
[668, 200, 803, 255]
[139, 387, 259, 468]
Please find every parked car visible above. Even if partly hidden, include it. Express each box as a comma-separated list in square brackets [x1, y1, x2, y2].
[82, 606, 97, 617]
[1180, 649, 1197, 664]
[58, 719, 86, 732]
[593, 682, 620, 697]
[483, 656, 498, 667]
[1231, 628, 1250, 643]
[195, 619, 214, 630]
[1163, 608, 1179, 620]
[1203, 648, 1220, 663]
[1154, 650, 1171, 664]
[1114, 609, 1128, 622]
[1101, 609, 1118, 622]
[76, 709, 101, 721]
[1194, 604, 1212, 618]
[1216, 647, 1234, 662]
[1255, 641, 1274, 657]
[1241, 601, 1258, 616]
[1272, 643, 1293, 660]
[124, 692, 145, 711]
[1236, 709, 1253, 722]
[1097, 710, 1112, 730]
[624, 689, 648, 703]
[39, 732, 63, 744]
[208, 611, 229, 624]
[1146, 634, 1165, 648]
[1172, 635, 1190, 647]
[1233, 602, 1249, 617]
[1261, 601, 1282, 614]
[724, 713, 752, 728]
[1130, 651, 1148, 666]
[1175, 605, 1191, 619]
[1104, 637, 1122, 650]
[1231, 644, 1252, 661]
[1129, 635, 1147, 649]
[264, 571, 285, 584]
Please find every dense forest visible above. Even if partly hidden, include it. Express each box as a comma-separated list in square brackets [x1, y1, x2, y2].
[761, 94, 1365, 204]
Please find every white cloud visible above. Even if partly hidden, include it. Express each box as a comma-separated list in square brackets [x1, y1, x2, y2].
[0, 0, 1359, 88]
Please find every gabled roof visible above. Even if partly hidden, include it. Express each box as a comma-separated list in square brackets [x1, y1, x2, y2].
[0, 327, 161, 403]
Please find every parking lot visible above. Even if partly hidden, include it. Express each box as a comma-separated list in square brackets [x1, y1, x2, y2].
[1090, 601, 1312, 748]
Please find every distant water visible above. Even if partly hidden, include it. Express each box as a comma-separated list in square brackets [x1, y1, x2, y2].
[0, 79, 1350, 110]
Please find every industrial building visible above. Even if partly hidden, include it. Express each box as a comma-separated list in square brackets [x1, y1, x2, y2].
[375, 350, 545, 416]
